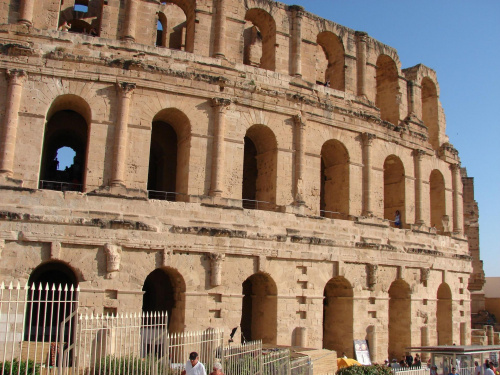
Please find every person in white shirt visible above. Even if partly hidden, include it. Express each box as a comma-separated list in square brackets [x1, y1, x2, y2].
[476, 361, 482, 375]
[182, 352, 207, 375]
[485, 363, 496, 375]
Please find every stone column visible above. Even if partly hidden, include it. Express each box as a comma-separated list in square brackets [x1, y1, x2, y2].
[451, 163, 464, 234]
[290, 6, 304, 77]
[122, 0, 139, 41]
[413, 149, 425, 225]
[110, 82, 135, 187]
[209, 253, 225, 287]
[209, 97, 231, 197]
[294, 114, 306, 205]
[18, 0, 35, 25]
[407, 81, 416, 115]
[0, 70, 27, 178]
[213, 0, 227, 58]
[362, 133, 376, 216]
[355, 31, 368, 97]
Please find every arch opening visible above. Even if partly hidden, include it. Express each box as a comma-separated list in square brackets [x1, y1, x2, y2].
[388, 279, 411, 360]
[24, 262, 78, 343]
[316, 32, 345, 91]
[320, 140, 349, 218]
[383, 155, 405, 226]
[242, 125, 277, 210]
[323, 277, 353, 357]
[58, 0, 100, 36]
[243, 9, 276, 71]
[40, 98, 90, 192]
[142, 268, 185, 333]
[148, 109, 190, 201]
[430, 169, 446, 232]
[376, 55, 400, 125]
[159, 0, 195, 52]
[437, 283, 452, 345]
[240, 272, 277, 344]
[422, 77, 439, 150]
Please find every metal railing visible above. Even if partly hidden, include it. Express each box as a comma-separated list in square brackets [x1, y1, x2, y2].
[0, 282, 309, 375]
[0, 282, 79, 375]
[320, 210, 354, 221]
[147, 190, 186, 202]
[39, 180, 83, 192]
[291, 356, 313, 375]
[222, 340, 262, 375]
[263, 349, 290, 375]
[242, 199, 276, 211]
[391, 367, 428, 375]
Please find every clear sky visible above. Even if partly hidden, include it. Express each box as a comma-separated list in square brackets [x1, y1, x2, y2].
[279, 0, 500, 276]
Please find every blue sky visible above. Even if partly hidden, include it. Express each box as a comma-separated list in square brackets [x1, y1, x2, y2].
[279, 0, 500, 277]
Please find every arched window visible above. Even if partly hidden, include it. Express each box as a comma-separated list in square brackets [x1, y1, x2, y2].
[383, 155, 405, 226]
[323, 277, 353, 356]
[320, 140, 349, 219]
[158, 0, 195, 52]
[422, 77, 439, 150]
[429, 169, 446, 232]
[24, 262, 78, 343]
[376, 55, 400, 125]
[39, 95, 90, 192]
[388, 279, 411, 360]
[242, 125, 277, 210]
[147, 108, 191, 201]
[156, 15, 167, 47]
[59, 0, 99, 36]
[316, 31, 345, 91]
[241, 272, 277, 344]
[437, 283, 452, 345]
[243, 9, 276, 71]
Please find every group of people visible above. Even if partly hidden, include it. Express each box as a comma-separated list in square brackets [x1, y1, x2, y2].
[477, 359, 500, 375]
[386, 353, 423, 369]
[181, 352, 224, 375]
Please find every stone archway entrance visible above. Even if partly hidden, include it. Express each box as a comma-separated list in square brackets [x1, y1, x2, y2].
[240, 272, 277, 344]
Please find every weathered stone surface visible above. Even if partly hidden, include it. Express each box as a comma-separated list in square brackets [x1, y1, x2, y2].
[0, 0, 481, 367]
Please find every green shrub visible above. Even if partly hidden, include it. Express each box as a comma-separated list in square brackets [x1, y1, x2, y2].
[0, 359, 40, 375]
[337, 364, 393, 375]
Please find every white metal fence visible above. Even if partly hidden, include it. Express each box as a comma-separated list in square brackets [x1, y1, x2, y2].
[0, 283, 310, 375]
[391, 368, 429, 375]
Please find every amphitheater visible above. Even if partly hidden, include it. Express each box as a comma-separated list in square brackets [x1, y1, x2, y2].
[0, 0, 485, 365]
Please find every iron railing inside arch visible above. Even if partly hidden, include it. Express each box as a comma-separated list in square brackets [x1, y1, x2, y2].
[39, 180, 83, 193]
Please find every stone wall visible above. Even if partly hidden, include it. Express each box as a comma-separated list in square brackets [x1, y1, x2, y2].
[0, 0, 478, 364]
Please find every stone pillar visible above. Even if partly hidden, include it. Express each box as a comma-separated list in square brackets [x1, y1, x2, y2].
[451, 163, 464, 234]
[293, 114, 306, 205]
[0, 70, 27, 178]
[290, 6, 304, 77]
[413, 149, 425, 225]
[407, 81, 416, 115]
[111, 82, 135, 187]
[355, 31, 368, 97]
[18, 0, 35, 25]
[209, 253, 225, 286]
[362, 133, 376, 216]
[122, 0, 139, 41]
[213, 0, 227, 58]
[209, 98, 231, 197]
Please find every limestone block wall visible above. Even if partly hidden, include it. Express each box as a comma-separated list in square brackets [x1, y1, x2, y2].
[0, 0, 479, 364]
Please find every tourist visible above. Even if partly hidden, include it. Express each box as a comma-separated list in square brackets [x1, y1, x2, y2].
[486, 363, 496, 375]
[181, 352, 207, 375]
[476, 361, 482, 375]
[406, 352, 414, 367]
[448, 367, 459, 375]
[395, 210, 402, 228]
[209, 362, 224, 375]
[414, 354, 422, 368]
